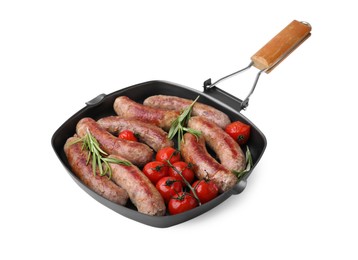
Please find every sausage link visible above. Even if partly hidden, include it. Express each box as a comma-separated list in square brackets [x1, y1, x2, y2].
[64, 136, 129, 205]
[180, 133, 238, 193]
[97, 116, 174, 151]
[76, 117, 153, 167]
[143, 95, 231, 128]
[113, 96, 179, 131]
[188, 116, 245, 172]
[108, 154, 166, 216]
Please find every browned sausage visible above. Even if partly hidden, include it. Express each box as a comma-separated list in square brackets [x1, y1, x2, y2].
[143, 95, 231, 128]
[188, 116, 245, 172]
[113, 96, 179, 131]
[64, 136, 129, 205]
[108, 154, 166, 216]
[76, 117, 153, 167]
[180, 133, 238, 193]
[97, 116, 174, 151]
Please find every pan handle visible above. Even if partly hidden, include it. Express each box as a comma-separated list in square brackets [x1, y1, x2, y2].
[204, 20, 311, 109]
[251, 20, 311, 73]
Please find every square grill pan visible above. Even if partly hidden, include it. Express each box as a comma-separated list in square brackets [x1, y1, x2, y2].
[51, 80, 267, 228]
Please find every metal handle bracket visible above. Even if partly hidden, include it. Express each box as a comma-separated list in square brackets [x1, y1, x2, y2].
[203, 62, 265, 110]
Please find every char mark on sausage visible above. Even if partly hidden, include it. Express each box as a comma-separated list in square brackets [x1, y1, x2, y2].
[143, 95, 231, 128]
[113, 96, 179, 131]
[188, 116, 246, 172]
[180, 133, 238, 193]
[108, 154, 166, 216]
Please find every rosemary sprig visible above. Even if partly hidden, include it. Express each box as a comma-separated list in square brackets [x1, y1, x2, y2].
[168, 95, 202, 150]
[232, 146, 253, 180]
[71, 128, 131, 179]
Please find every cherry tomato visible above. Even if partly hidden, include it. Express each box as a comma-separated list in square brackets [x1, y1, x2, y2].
[168, 192, 198, 215]
[225, 121, 251, 145]
[191, 179, 219, 204]
[168, 161, 195, 185]
[156, 147, 181, 165]
[156, 176, 183, 204]
[118, 130, 138, 142]
[142, 161, 169, 185]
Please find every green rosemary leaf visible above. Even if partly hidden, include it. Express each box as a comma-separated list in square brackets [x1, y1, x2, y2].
[232, 146, 253, 180]
[178, 107, 191, 122]
[104, 161, 112, 179]
[245, 147, 253, 172]
[86, 148, 91, 165]
[97, 154, 103, 176]
[71, 127, 132, 179]
[86, 128, 108, 156]
[168, 95, 201, 150]
[102, 157, 132, 166]
[68, 137, 83, 146]
[92, 151, 97, 176]
[183, 127, 201, 140]
[178, 96, 199, 122]
[177, 127, 183, 150]
[168, 118, 179, 140]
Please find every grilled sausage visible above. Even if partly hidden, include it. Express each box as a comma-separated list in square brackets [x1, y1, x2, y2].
[188, 116, 246, 172]
[97, 116, 174, 151]
[108, 154, 166, 216]
[143, 95, 231, 128]
[76, 117, 153, 167]
[113, 96, 179, 131]
[64, 136, 129, 205]
[181, 133, 238, 193]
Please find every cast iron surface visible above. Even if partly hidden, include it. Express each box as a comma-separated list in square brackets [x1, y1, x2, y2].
[51, 80, 267, 228]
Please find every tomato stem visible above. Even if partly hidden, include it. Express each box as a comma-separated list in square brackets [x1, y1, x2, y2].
[166, 160, 201, 206]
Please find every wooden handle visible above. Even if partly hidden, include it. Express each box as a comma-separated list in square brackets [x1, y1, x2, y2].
[251, 20, 311, 73]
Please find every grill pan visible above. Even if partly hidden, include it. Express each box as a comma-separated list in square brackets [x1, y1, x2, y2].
[51, 20, 311, 228]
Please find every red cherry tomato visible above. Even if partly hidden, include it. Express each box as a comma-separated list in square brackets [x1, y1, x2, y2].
[156, 176, 183, 204]
[168, 161, 195, 185]
[118, 130, 138, 142]
[156, 147, 181, 165]
[191, 179, 219, 204]
[168, 192, 198, 215]
[225, 121, 251, 145]
[142, 161, 169, 185]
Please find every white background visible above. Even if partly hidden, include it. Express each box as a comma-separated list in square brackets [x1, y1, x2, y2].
[1, 1, 357, 259]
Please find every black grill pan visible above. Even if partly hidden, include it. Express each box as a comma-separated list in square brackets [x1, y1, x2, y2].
[51, 80, 266, 227]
